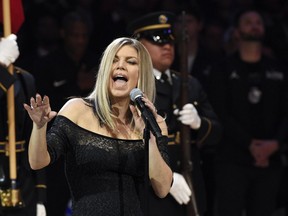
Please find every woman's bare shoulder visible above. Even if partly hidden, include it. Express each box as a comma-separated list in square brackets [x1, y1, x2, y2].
[57, 97, 101, 132]
[58, 98, 92, 120]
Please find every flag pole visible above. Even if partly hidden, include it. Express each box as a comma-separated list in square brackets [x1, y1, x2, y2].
[2, 0, 18, 207]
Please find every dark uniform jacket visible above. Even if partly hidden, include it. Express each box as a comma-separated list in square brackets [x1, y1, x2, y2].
[0, 66, 46, 215]
[149, 69, 222, 216]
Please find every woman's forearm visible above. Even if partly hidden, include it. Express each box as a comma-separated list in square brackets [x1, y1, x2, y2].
[28, 123, 50, 170]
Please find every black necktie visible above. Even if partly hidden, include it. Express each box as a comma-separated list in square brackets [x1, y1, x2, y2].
[161, 73, 170, 84]
[160, 72, 172, 92]
[161, 73, 172, 93]
[158, 72, 173, 123]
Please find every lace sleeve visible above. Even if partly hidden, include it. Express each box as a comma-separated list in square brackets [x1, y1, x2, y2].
[156, 135, 170, 166]
[46, 116, 69, 164]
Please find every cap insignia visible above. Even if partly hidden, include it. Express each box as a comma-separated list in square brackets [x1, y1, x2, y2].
[158, 14, 168, 24]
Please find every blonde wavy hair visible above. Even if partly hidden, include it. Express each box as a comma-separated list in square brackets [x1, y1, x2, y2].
[86, 37, 155, 130]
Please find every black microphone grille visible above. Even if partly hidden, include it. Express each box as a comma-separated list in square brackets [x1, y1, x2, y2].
[130, 88, 143, 102]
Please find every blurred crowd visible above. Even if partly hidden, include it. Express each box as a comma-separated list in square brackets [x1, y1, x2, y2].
[14, 0, 288, 69]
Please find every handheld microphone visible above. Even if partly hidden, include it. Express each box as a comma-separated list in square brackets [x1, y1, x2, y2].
[130, 88, 162, 139]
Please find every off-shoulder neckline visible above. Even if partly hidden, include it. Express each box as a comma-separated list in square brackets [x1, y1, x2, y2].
[55, 115, 143, 142]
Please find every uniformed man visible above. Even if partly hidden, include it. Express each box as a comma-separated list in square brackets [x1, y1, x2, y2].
[127, 11, 222, 216]
[0, 34, 47, 216]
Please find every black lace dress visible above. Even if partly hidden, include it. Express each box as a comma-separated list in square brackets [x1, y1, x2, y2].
[46, 115, 169, 216]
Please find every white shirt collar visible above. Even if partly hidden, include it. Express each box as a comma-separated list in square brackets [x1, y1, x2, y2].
[153, 68, 172, 84]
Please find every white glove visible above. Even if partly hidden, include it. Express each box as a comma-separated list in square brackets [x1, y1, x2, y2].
[174, 103, 201, 129]
[0, 34, 19, 67]
[169, 172, 192, 205]
[36, 203, 46, 216]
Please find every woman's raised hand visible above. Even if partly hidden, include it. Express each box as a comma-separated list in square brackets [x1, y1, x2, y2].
[23, 94, 57, 129]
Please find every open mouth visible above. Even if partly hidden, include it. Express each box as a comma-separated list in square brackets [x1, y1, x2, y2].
[113, 74, 128, 82]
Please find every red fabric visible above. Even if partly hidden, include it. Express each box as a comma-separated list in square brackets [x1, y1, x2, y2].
[0, 0, 25, 33]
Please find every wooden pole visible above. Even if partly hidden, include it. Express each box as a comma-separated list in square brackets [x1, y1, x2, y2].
[2, 0, 18, 206]
[179, 11, 199, 216]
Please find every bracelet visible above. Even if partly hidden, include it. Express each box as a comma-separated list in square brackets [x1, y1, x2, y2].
[35, 184, 47, 189]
